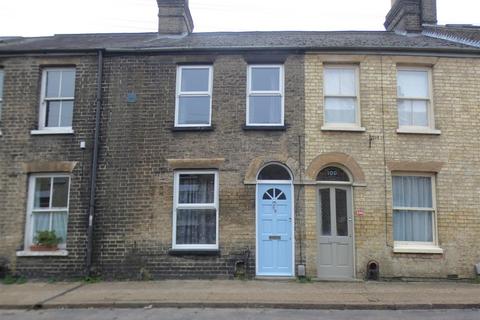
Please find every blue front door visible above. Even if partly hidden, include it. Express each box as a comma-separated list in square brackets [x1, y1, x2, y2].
[257, 184, 293, 276]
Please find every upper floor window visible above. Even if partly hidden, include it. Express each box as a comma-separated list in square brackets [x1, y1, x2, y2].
[247, 65, 284, 126]
[38, 68, 76, 133]
[323, 65, 360, 129]
[25, 174, 71, 250]
[0, 69, 4, 126]
[397, 68, 434, 131]
[175, 65, 213, 127]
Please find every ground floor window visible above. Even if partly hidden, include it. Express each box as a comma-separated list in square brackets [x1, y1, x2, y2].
[173, 171, 219, 249]
[26, 174, 70, 249]
[392, 174, 437, 246]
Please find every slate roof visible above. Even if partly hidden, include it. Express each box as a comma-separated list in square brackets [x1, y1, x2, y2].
[423, 25, 480, 48]
[0, 30, 479, 54]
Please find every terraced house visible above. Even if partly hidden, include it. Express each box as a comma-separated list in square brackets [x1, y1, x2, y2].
[0, 0, 479, 280]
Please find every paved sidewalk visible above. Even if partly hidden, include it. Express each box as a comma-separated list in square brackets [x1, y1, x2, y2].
[1, 280, 479, 310]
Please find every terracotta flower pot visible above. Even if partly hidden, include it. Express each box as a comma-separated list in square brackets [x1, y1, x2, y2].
[30, 244, 59, 252]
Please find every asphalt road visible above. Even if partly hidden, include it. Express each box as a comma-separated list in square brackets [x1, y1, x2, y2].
[1, 308, 479, 320]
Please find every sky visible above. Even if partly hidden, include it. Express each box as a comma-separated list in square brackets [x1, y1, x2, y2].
[0, 0, 479, 37]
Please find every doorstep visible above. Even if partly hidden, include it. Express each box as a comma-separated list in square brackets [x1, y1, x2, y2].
[313, 277, 363, 282]
[255, 276, 296, 281]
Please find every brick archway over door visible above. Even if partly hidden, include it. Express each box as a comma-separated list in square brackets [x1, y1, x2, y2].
[305, 152, 366, 185]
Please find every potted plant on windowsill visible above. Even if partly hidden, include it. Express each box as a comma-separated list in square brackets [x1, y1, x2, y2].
[30, 230, 62, 252]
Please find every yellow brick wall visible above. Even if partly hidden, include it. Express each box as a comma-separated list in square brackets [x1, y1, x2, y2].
[304, 54, 480, 279]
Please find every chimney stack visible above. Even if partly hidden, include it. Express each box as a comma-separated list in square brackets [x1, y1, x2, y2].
[157, 0, 194, 35]
[385, 0, 437, 32]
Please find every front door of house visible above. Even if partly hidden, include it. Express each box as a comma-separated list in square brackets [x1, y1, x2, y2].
[317, 186, 354, 279]
[257, 183, 293, 276]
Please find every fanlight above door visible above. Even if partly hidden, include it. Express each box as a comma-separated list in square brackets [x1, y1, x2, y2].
[262, 188, 287, 200]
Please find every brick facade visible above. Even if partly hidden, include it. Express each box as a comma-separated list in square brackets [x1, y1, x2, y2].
[0, 55, 98, 277]
[304, 54, 480, 279]
[91, 53, 305, 279]
[0, 50, 479, 280]
[1, 0, 479, 280]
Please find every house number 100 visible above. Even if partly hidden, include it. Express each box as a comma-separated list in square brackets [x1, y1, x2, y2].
[327, 170, 338, 176]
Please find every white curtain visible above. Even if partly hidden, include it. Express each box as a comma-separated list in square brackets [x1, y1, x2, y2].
[397, 70, 428, 98]
[393, 176, 433, 242]
[33, 213, 50, 238]
[179, 175, 213, 203]
[177, 175, 216, 245]
[394, 210, 433, 242]
[176, 209, 216, 245]
[32, 212, 67, 244]
[52, 212, 68, 243]
[325, 97, 356, 124]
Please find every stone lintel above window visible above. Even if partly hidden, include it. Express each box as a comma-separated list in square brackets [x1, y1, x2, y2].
[243, 53, 288, 64]
[21, 161, 78, 173]
[387, 161, 444, 173]
[167, 158, 225, 170]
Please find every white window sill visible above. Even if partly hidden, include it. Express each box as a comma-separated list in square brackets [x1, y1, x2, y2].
[171, 246, 219, 251]
[396, 128, 441, 135]
[321, 126, 366, 132]
[31, 128, 74, 135]
[393, 245, 443, 254]
[174, 124, 212, 128]
[16, 250, 68, 257]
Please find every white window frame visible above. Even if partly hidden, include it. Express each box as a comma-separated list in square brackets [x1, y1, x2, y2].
[392, 172, 443, 254]
[246, 64, 284, 126]
[322, 65, 363, 131]
[24, 173, 71, 251]
[35, 68, 76, 134]
[172, 170, 219, 250]
[396, 67, 438, 134]
[175, 65, 213, 127]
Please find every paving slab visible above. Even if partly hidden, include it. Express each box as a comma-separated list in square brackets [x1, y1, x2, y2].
[0, 282, 82, 308]
[37, 280, 480, 310]
[2, 280, 480, 310]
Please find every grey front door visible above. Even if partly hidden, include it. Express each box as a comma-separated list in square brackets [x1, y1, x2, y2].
[317, 186, 354, 279]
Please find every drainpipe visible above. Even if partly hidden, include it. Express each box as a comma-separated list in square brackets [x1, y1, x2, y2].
[86, 49, 104, 276]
